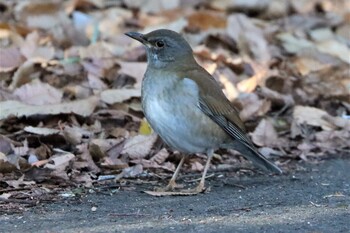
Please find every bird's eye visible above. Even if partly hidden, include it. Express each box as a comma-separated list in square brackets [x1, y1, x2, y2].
[155, 40, 165, 48]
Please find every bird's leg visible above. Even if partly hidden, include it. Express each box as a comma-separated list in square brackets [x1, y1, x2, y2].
[156, 155, 185, 191]
[184, 150, 213, 194]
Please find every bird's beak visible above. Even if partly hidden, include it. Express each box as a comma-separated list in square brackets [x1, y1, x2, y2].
[125, 32, 147, 44]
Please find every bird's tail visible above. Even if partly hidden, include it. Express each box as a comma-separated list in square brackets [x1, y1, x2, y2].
[227, 141, 282, 174]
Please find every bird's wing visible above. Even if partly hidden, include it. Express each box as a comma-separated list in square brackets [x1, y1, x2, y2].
[184, 68, 254, 148]
[181, 68, 282, 174]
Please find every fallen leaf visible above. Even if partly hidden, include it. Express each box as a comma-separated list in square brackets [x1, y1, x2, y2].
[44, 151, 75, 170]
[5, 175, 35, 188]
[9, 60, 38, 90]
[117, 62, 147, 84]
[13, 81, 63, 105]
[190, 161, 204, 171]
[277, 32, 314, 54]
[0, 96, 99, 120]
[123, 0, 180, 13]
[24, 126, 60, 135]
[115, 164, 143, 180]
[89, 138, 123, 160]
[227, 14, 270, 63]
[0, 153, 18, 173]
[74, 144, 101, 174]
[187, 10, 227, 30]
[0, 47, 24, 72]
[150, 148, 169, 164]
[238, 93, 271, 121]
[144, 190, 200, 196]
[251, 119, 279, 147]
[122, 134, 158, 159]
[316, 40, 350, 64]
[0, 135, 13, 155]
[20, 31, 55, 61]
[293, 106, 335, 130]
[101, 88, 141, 104]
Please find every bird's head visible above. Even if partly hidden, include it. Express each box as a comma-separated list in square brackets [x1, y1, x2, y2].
[125, 29, 196, 69]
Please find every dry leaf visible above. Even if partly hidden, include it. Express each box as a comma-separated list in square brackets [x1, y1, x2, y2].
[190, 161, 204, 171]
[131, 159, 175, 171]
[20, 31, 55, 61]
[116, 164, 143, 179]
[144, 190, 201, 196]
[5, 175, 35, 188]
[0, 96, 99, 120]
[227, 14, 270, 63]
[122, 134, 158, 159]
[293, 105, 335, 130]
[13, 81, 63, 105]
[251, 119, 279, 147]
[74, 144, 101, 173]
[101, 88, 141, 104]
[0, 47, 24, 72]
[117, 62, 147, 84]
[316, 40, 350, 64]
[24, 126, 60, 136]
[239, 93, 271, 121]
[44, 151, 75, 170]
[123, 0, 180, 13]
[0, 153, 18, 173]
[0, 136, 13, 155]
[150, 148, 169, 164]
[89, 139, 122, 160]
[187, 10, 227, 30]
[9, 60, 38, 90]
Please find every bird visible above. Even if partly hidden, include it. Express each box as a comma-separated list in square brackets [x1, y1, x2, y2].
[125, 29, 282, 194]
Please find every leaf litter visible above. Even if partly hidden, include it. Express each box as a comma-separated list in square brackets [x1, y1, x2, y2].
[0, 0, 349, 202]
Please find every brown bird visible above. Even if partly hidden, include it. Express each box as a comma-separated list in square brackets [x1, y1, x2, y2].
[125, 29, 282, 194]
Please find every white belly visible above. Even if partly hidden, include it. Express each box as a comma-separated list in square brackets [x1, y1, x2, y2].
[142, 75, 226, 154]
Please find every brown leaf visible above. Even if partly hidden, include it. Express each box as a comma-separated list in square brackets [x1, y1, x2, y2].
[74, 144, 101, 174]
[0, 153, 18, 173]
[144, 190, 200, 196]
[13, 81, 63, 105]
[150, 148, 169, 164]
[9, 60, 38, 90]
[89, 139, 123, 160]
[20, 31, 55, 61]
[5, 175, 35, 188]
[0, 135, 13, 155]
[227, 14, 270, 63]
[293, 106, 335, 130]
[187, 10, 227, 30]
[238, 93, 271, 121]
[117, 62, 147, 84]
[123, 0, 180, 13]
[122, 134, 158, 159]
[131, 159, 175, 172]
[24, 126, 60, 136]
[0, 47, 24, 72]
[0, 96, 99, 120]
[100, 88, 141, 104]
[117, 164, 143, 179]
[251, 119, 279, 147]
[44, 151, 75, 170]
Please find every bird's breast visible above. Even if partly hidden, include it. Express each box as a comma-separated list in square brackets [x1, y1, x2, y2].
[141, 72, 227, 154]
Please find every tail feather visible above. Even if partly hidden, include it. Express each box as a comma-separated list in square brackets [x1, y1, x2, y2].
[226, 141, 282, 174]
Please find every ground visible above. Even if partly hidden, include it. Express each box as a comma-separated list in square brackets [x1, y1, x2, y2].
[1, 158, 349, 233]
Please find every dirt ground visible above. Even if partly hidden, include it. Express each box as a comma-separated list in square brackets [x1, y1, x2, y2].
[1, 158, 349, 233]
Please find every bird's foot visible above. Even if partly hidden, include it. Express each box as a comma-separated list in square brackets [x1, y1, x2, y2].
[155, 180, 184, 192]
[182, 183, 208, 194]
